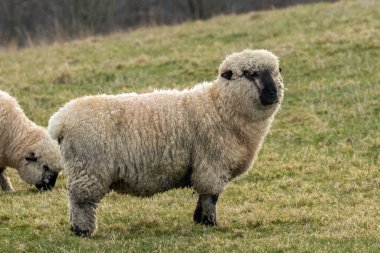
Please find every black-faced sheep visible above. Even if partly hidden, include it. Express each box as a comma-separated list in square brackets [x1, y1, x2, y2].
[48, 49, 285, 236]
[0, 91, 62, 192]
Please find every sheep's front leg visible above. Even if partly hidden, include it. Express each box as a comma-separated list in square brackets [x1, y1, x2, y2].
[193, 194, 219, 226]
[0, 168, 14, 192]
[69, 198, 98, 236]
[68, 177, 107, 236]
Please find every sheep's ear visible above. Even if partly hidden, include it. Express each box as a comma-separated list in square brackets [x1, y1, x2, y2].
[221, 70, 233, 80]
[25, 152, 38, 162]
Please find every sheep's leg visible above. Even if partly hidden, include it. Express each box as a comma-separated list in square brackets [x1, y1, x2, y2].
[193, 195, 203, 223]
[69, 198, 98, 236]
[0, 168, 14, 192]
[193, 194, 219, 226]
[192, 164, 225, 226]
[68, 177, 107, 236]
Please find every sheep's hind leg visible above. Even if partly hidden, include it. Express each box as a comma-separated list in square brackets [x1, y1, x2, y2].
[193, 194, 219, 226]
[0, 168, 14, 192]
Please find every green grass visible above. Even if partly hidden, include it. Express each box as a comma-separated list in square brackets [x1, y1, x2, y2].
[1, 0, 380, 252]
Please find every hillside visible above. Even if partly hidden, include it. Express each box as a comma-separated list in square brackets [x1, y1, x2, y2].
[0, 0, 379, 252]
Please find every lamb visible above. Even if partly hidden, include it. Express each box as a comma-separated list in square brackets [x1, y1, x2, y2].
[0, 91, 63, 192]
[48, 49, 285, 236]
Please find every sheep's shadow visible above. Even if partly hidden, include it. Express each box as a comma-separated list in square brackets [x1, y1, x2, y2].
[0, 187, 63, 196]
[92, 219, 231, 240]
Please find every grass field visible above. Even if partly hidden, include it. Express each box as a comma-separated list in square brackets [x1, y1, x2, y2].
[0, 0, 380, 252]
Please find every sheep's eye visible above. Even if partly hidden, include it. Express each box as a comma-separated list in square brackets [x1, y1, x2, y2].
[243, 70, 259, 80]
[279, 68, 282, 73]
[25, 152, 38, 162]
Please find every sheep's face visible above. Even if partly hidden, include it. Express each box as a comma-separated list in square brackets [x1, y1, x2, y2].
[18, 135, 63, 190]
[218, 49, 284, 120]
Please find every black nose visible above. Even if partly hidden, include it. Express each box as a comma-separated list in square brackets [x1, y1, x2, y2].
[35, 169, 58, 191]
[35, 182, 52, 190]
[259, 70, 278, 106]
[260, 90, 278, 105]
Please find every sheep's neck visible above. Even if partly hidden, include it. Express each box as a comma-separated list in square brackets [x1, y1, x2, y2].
[206, 83, 275, 166]
[5, 121, 38, 169]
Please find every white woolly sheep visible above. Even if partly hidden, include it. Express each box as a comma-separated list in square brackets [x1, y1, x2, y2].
[0, 91, 62, 192]
[48, 49, 285, 236]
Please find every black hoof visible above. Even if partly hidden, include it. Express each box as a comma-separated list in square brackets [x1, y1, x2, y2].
[71, 225, 91, 237]
[201, 216, 217, 226]
[193, 194, 219, 226]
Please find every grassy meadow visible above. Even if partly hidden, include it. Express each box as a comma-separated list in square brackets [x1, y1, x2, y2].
[0, 0, 380, 252]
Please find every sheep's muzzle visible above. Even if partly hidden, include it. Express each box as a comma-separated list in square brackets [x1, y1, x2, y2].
[259, 70, 279, 106]
[35, 166, 58, 190]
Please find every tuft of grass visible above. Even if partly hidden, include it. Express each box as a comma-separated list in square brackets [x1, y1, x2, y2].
[1, 0, 380, 252]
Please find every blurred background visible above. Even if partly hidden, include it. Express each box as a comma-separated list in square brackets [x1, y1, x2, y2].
[0, 0, 336, 48]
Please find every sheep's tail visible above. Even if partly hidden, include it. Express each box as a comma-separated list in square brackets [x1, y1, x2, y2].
[47, 109, 66, 143]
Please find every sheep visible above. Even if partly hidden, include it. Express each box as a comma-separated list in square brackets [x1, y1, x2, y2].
[0, 91, 63, 192]
[48, 49, 285, 236]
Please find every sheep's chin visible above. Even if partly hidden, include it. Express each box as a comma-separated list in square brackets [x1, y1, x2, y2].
[257, 102, 280, 110]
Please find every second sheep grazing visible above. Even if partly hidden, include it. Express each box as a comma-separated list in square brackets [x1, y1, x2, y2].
[0, 91, 63, 192]
[48, 49, 285, 236]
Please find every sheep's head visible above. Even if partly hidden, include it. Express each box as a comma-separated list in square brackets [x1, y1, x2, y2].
[18, 130, 63, 190]
[218, 49, 284, 120]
